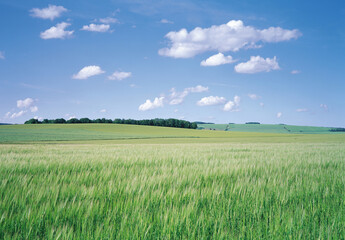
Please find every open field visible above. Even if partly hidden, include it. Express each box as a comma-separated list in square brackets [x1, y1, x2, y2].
[198, 123, 334, 134]
[0, 124, 344, 239]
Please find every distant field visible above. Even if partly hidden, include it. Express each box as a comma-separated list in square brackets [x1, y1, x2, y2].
[198, 123, 333, 134]
[0, 124, 344, 143]
[0, 124, 344, 239]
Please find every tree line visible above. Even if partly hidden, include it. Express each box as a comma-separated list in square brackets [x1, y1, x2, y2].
[24, 118, 198, 129]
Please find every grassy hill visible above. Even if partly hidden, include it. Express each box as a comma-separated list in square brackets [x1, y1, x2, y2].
[0, 123, 344, 144]
[198, 123, 333, 134]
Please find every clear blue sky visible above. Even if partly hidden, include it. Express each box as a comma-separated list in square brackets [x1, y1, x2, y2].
[1, 0, 344, 127]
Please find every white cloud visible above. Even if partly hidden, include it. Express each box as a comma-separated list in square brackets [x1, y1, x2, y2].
[248, 93, 261, 100]
[100, 109, 107, 113]
[40, 22, 74, 39]
[0, 51, 4, 59]
[17, 98, 34, 108]
[108, 71, 132, 81]
[99, 17, 119, 24]
[159, 20, 301, 58]
[320, 104, 328, 111]
[259, 102, 264, 107]
[34, 116, 43, 121]
[81, 24, 110, 32]
[130, 84, 137, 88]
[161, 19, 174, 24]
[72, 65, 105, 79]
[197, 96, 226, 106]
[223, 96, 240, 112]
[30, 5, 67, 20]
[186, 85, 209, 93]
[296, 108, 308, 112]
[10, 110, 26, 119]
[291, 70, 300, 74]
[277, 112, 282, 118]
[200, 53, 235, 66]
[30, 106, 38, 113]
[169, 85, 208, 105]
[235, 56, 280, 74]
[139, 97, 164, 111]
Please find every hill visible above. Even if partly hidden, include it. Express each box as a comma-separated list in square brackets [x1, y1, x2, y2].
[0, 123, 344, 144]
[197, 123, 334, 134]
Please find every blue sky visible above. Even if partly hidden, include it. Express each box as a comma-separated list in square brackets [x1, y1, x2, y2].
[0, 0, 344, 126]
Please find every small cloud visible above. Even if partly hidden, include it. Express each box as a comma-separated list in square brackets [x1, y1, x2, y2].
[200, 53, 236, 66]
[291, 70, 300, 74]
[40, 22, 74, 39]
[30, 106, 38, 113]
[161, 19, 174, 24]
[277, 112, 282, 118]
[34, 116, 43, 121]
[10, 110, 27, 119]
[259, 102, 264, 107]
[17, 98, 34, 108]
[235, 56, 280, 74]
[186, 85, 208, 93]
[100, 109, 107, 113]
[296, 108, 308, 112]
[174, 109, 178, 113]
[197, 96, 226, 106]
[72, 65, 105, 79]
[139, 97, 164, 111]
[130, 84, 137, 88]
[30, 5, 67, 20]
[81, 24, 110, 32]
[170, 85, 208, 105]
[108, 71, 132, 81]
[320, 104, 328, 111]
[223, 96, 240, 112]
[99, 17, 119, 24]
[248, 93, 261, 100]
[0, 51, 5, 59]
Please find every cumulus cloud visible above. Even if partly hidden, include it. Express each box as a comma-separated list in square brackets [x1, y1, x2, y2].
[81, 24, 110, 32]
[99, 17, 119, 24]
[291, 70, 300, 74]
[139, 97, 165, 111]
[40, 22, 74, 39]
[10, 110, 26, 119]
[0, 51, 4, 59]
[320, 104, 328, 111]
[159, 20, 301, 58]
[100, 109, 107, 113]
[169, 85, 208, 105]
[108, 71, 132, 81]
[234, 56, 280, 74]
[197, 96, 226, 106]
[34, 116, 43, 121]
[277, 112, 282, 118]
[72, 65, 105, 79]
[17, 98, 34, 108]
[296, 108, 308, 112]
[161, 19, 174, 24]
[223, 96, 240, 112]
[30, 5, 67, 20]
[248, 93, 261, 100]
[16, 98, 38, 114]
[200, 53, 236, 66]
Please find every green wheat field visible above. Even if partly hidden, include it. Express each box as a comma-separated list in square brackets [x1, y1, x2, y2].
[0, 124, 344, 239]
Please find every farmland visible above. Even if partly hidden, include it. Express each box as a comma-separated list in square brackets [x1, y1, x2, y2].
[198, 123, 334, 134]
[0, 124, 344, 239]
